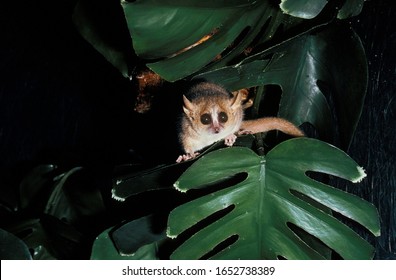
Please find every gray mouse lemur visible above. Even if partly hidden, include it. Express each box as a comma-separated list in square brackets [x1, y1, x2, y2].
[176, 82, 304, 162]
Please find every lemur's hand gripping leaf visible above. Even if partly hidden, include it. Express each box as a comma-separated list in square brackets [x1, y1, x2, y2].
[168, 138, 380, 259]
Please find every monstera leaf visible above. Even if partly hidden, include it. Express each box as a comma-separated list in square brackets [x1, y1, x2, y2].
[195, 25, 368, 149]
[91, 227, 160, 260]
[280, 0, 328, 19]
[122, 0, 306, 81]
[280, 0, 365, 19]
[91, 215, 164, 260]
[167, 138, 380, 259]
[73, 1, 365, 81]
[73, 0, 346, 80]
[0, 228, 32, 260]
[337, 0, 365, 19]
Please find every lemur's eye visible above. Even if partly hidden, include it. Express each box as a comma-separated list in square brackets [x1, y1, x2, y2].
[200, 113, 212, 125]
[218, 112, 228, 123]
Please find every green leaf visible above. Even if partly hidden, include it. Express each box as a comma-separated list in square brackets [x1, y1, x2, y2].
[19, 164, 57, 209]
[44, 167, 106, 224]
[168, 138, 380, 259]
[337, 0, 365, 19]
[195, 24, 368, 149]
[196, 37, 335, 143]
[91, 216, 164, 260]
[73, 1, 365, 81]
[72, 0, 135, 78]
[112, 164, 184, 201]
[121, 0, 304, 81]
[91, 227, 133, 260]
[111, 215, 166, 256]
[5, 218, 64, 259]
[0, 228, 32, 260]
[111, 140, 228, 201]
[280, 0, 328, 19]
[280, 0, 365, 19]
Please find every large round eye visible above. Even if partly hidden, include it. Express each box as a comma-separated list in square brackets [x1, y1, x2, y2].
[200, 113, 212, 125]
[218, 112, 228, 123]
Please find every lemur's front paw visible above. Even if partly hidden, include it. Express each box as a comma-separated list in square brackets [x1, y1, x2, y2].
[224, 134, 237, 147]
[176, 152, 199, 163]
[237, 129, 253, 135]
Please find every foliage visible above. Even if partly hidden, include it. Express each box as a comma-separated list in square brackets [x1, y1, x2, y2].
[74, 0, 367, 149]
[73, 0, 365, 81]
[195, 25, 367, 149]
[96, 137, 381, 260]
[168, 139, 379, 259]
[0, 228, 32, 260]
[0, 0, 380, 260]
[1, 166, 108, 259]
[91, 216, 164, 260]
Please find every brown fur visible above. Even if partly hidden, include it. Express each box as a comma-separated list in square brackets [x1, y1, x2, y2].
[176, 82, 304, 162]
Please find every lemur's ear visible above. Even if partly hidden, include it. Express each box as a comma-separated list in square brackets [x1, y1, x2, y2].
[182, 95, 195, 116]
[230, 90, 244, 111]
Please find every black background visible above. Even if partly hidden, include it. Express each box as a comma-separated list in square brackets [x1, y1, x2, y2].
[0, 0, 394, 259]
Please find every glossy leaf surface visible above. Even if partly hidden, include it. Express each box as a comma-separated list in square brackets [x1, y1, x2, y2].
[73, 0, 134, 78]
[0, 228, 32, 260]
[124, 0, 301, 81]
[73, 1, 365, 81]
[280, 0, 328, 19]
[195, 25, 368, 149]
[279, 0, 364, 19]
[168, 138, 380, 259]
[337, 0, 365, 19]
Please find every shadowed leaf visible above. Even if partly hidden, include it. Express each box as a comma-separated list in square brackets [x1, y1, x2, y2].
[195, 25, 368, 149]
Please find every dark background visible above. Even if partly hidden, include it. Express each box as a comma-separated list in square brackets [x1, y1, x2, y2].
[0, 0, 394, 259]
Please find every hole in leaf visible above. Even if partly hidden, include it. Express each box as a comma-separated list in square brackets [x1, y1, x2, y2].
[290, 189, 376, 246]
[289, 189, 332, 214]
[170, 205, 236, 258]
[300, 122, 319, 139]
[286, 222, 338, 259]
[305, 170, 359, 187]
[331, 211, 377, 244]
[187, 172, 248, 199]
[257, 84, 282, 117]
[305, 170, 330, 184]
[190, 204, 235, 235]
[199, 234, 239, 260]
